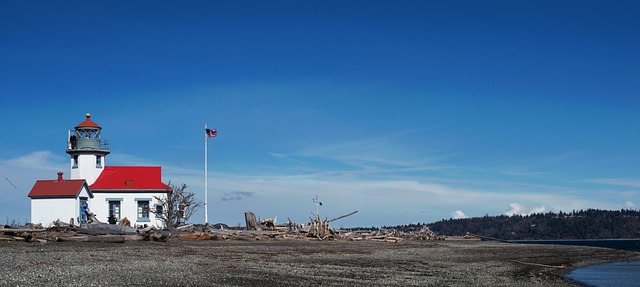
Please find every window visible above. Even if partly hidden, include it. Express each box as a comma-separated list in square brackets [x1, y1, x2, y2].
[96, 156, 102, 168]
[108, 200, 121, 221]
[155, 205, 163, 219]
[137, 201, 150, 222]
[72, 156, 78, 169]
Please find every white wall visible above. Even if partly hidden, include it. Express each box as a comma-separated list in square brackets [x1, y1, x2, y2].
[69, 154, 105, 185]
[31, 198, 77, 227]
[90, 192, 166, 228]
[30, 184, 92, 227]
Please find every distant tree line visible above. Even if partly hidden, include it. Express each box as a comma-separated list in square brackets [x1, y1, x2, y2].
[370, 209, 640, 240]
[417, 209, 640, 240]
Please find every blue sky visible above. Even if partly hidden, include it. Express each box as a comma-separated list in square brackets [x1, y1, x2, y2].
[1, 1, 638, 227]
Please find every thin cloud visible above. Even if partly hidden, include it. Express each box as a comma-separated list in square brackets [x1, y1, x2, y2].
[581, 178, 640, 188]
[157, 149, 617, 226]
[295, 135, 435, 168]
[221, 191, 255, 201]
[535, 150, 587, 163]
[3, 151, 66, 171]
[502, 169, 556, 176]
[268, 152, 288, 158]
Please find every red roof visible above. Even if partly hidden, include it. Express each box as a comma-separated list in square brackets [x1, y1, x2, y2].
[90, 166, 172, 191]
[28, 179, 89, 198]
[75, 113, 101, 129]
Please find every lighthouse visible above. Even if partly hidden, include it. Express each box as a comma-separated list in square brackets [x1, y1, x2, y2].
[66, 113, 110, 185]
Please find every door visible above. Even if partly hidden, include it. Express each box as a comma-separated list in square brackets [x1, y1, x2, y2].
[108, 201, 121, 221]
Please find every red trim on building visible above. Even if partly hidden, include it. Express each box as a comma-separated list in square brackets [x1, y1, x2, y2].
[75, 114, 101, 129]
[28, 179, 89, 198]
[90, 166, 172, 191]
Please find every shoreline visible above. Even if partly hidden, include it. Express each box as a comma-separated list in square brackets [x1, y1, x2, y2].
[2, 239, 639, 286]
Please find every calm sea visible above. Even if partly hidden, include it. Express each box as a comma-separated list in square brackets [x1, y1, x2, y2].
[517, 239, 640, 287]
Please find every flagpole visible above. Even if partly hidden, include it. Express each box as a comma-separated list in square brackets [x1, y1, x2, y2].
[204, 124, 208, 225]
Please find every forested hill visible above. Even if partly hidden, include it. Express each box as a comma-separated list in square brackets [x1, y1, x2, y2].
[420, 209, 640, 240]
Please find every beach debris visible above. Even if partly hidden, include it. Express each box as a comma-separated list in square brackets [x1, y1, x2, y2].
[2, 208, 445, 243]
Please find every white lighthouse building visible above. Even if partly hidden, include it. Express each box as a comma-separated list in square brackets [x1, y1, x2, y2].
[66, 113, 110, 185]
[29, 114, 171, 227]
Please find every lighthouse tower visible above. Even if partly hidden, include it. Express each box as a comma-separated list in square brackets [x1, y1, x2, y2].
[66, 113, 110, 185]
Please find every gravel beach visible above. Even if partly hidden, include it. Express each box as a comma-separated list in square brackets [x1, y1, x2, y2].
[1, 239, 638, 286]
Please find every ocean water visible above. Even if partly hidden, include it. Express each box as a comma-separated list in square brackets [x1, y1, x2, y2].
[515, 239, 640, 252]
[565, 261, 640, 287]
[517, 240, 640, 287]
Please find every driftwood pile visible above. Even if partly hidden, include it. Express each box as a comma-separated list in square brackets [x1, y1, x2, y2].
[207, 210, 443, 242]
[340, 226, 445, 242]
[2, 210, 445, 243]
[0, 218, 171, 243]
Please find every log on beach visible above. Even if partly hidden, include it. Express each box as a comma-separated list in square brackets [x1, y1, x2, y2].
[75, 223, 139, 235]
[54, 235, 125, 243]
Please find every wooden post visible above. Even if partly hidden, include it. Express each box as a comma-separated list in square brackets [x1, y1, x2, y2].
[245, 211, 257, 231]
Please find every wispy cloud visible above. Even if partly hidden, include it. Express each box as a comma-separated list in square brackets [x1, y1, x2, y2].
[0, 151, 70, 223]
[290, 134, 456, 181]
[152, 132, 633, 226]
[268, 152, 288, 158]
[502, 169, 556, 176]
[294, 133, 429, 167]
[221, 191, 255, 201]
[2, 147, 632, 227]
[545, 150, 586, 162]
[4, 151, 66, 171]
[580, 178, 640, 188]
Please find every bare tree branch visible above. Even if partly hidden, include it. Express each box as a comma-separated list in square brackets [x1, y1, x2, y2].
[151, 181, 203, 230]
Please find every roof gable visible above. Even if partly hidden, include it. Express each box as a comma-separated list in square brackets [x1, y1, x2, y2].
[28, 179, 90, 198]
[90, 166, 172, 191]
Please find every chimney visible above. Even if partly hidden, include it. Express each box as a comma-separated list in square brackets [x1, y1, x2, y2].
[57, 172, 63, 181]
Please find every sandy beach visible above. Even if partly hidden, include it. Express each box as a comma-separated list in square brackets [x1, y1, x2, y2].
[2, 239, 638, 286]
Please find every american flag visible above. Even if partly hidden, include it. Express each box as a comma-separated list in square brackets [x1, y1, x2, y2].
[205, 128, 217, 139]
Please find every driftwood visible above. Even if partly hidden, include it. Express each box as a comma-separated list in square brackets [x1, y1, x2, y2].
[119, 217, 131, 227]
[336, 226, 442, 242]
[140, 226, 156, 233]
[76, 222, 139, 235]
[328, 210, 358, 222]
[245, 211, 258, 231]
[152, 230, 171, 241]
[218, 209, 428, 242]
[244, 211, 282, 232]
[0, 228, 46, 233]
[53, 219, 73, 228]
[210, 229, 287, 241]
[55, 235, 125, 243]
[124, 234, 146, 241]
[177, 224, 194, 231]
[1, 227, 47, 242]
[5, 207, 444, 243]
[297, 210, 359, 240]
[178, 233, 213, 240]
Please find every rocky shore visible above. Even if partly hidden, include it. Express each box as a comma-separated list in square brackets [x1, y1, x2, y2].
[2, 239, 638, 286]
